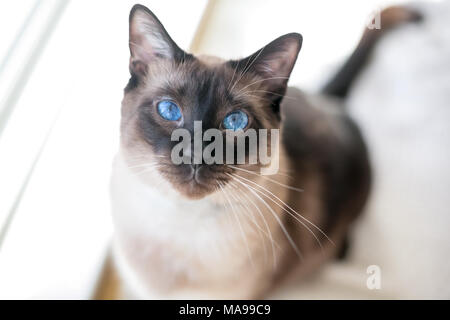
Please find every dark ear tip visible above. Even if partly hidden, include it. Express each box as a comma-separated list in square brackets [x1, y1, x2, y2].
[130, 4, 153, 21]
[131, 4, 148, 13]
[130, 4, 146, 14]
[284, 32, 303, 49]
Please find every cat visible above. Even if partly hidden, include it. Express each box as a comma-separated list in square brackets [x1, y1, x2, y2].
[109, 4, 419, 299]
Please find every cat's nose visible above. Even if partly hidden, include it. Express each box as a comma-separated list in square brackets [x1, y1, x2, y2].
[191, 164, 203, 183]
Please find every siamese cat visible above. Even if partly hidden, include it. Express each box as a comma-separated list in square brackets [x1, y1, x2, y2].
[109, 4, 419, 299]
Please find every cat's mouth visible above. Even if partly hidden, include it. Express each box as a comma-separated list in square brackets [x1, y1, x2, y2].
[161, 164, 230, 199]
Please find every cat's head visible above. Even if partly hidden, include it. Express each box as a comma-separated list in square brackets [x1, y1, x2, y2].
[121, 4, 302, 199]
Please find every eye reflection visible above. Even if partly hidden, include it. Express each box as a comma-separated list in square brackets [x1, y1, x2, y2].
[223, 110, 248, 131]
[157, 100, 182, 121]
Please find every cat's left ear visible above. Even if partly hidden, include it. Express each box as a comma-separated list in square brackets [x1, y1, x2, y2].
[129, 4, 187, 77]
[229, 33, 302, 107]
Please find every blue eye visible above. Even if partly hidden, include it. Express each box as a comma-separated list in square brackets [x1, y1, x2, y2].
[223, 110, 248, 131]
[157, 100, 182, 121]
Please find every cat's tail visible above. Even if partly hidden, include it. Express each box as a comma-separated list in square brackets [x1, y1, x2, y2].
[322, 6, 422, 98]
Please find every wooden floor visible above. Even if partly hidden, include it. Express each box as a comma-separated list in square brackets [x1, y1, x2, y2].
[92, 253, 122, 300]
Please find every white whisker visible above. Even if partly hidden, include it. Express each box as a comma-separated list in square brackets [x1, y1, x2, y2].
[228, 174, 304, 260]
[218, 182, 255, 268]
[235, 76, 290, 96]
[230, 46, 266, 92]
[127, 162, 159, 170]
[227, 60, 240, 91]
[230, 172, 334, 248]
[228, 165, 303, 192]
[227, 186, 268, 263]
[237, 89, 298, 101]
[229, 181, 278, 268]
[132, 165, 162, 177]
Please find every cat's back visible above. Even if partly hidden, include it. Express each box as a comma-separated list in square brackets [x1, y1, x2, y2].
[281, 87, 371, 236]
[282, 87, 362, 160]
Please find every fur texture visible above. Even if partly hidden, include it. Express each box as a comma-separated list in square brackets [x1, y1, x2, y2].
[110, 4, 372, 299]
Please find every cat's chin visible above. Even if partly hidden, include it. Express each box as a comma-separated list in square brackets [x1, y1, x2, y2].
[159, 164, 230, 200]
[174, 180, 216, 200]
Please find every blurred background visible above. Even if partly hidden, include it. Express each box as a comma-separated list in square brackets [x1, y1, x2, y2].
[0, 0, 448, 299]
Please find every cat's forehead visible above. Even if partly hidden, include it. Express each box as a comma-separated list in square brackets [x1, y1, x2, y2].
[146, 58, 226, 89]
[143, 57, 250, 107]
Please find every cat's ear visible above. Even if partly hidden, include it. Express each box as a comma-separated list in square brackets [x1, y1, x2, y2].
[230, 33, 302, 104]
[129, 4, 186, 77]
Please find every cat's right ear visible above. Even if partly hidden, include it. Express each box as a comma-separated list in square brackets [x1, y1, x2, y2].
[129, 4, 185, 78]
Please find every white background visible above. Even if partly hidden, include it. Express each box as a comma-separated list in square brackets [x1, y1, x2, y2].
[2, 0, 447, 299]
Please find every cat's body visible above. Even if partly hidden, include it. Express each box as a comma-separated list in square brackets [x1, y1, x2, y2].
[109, 4, 418, 299]
[111, 87, 369, 299]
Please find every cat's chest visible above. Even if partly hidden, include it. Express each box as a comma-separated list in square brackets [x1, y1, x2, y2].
[110, 155, 230, 246]
[111, 156, 252, 275]
[110, 154, 274, 298]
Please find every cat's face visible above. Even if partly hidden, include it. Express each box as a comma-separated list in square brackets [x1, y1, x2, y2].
[120, 4, 302, 199]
